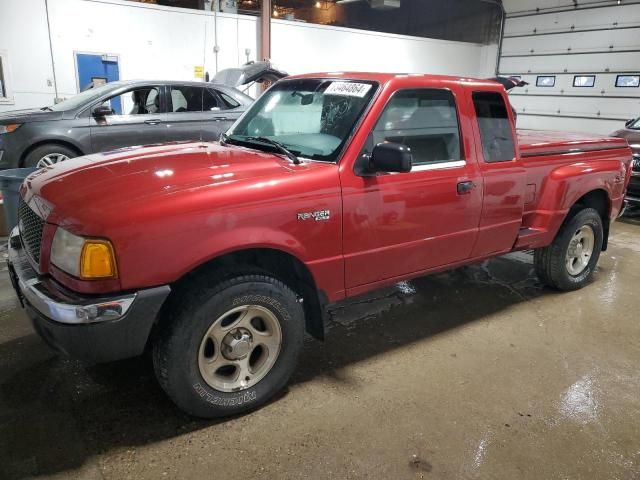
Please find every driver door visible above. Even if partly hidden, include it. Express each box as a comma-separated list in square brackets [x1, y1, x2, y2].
[90, 85, 167, 153]
[341, 87, 484, 290]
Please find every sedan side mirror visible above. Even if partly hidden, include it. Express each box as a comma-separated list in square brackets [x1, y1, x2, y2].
[92, 105, 113, 117]
[369, 142, 412, 174]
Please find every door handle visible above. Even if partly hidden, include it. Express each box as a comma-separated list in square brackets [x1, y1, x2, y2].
[144, 119, 162, 125]
[457, 181, 476, 195]
[213, 117, 230, 121]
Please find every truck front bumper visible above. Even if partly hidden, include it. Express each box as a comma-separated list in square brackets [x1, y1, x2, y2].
[7, 228, 171, 362]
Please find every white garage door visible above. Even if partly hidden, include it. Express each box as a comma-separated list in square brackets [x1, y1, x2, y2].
[499, 0, 640, 135]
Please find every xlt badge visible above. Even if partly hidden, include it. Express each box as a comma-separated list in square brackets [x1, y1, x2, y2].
[297, 210, 330, 222]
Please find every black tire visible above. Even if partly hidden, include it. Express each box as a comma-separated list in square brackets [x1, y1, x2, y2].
[23, 144, 78, 168]
[534, 208, 603, 291]
[152, 274, 304, 418]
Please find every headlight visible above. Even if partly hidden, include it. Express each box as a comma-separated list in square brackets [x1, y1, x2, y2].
[50, 227, 118, 279]
[0, 124, 22, 134]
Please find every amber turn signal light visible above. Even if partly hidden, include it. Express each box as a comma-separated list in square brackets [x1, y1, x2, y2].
[80, 240, 118, 279]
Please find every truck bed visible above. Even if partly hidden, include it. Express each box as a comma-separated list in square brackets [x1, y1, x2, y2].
[517, 129, 628, 157]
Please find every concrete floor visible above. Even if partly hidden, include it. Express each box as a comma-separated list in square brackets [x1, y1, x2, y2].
[1, 219, 639, 480]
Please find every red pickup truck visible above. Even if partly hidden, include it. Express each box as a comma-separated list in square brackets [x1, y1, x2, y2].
[8, 73, 632, 418]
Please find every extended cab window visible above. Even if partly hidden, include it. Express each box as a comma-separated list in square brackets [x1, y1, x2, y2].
[371, 89, 463, 166]
[472, 91, 516, 163]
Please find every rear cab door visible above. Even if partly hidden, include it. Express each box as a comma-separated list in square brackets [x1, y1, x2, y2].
[462, 82, 526, 257]
[340, 77, 484, 293]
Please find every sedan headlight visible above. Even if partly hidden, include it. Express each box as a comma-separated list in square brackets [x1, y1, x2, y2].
[0, 124, 22, 134]
[50, 227, 118, 279]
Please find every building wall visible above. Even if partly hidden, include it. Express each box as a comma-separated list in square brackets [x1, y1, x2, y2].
[0, 0, 499, 112]
[0, 0, 56, 110]
[272, 20, 499, 78]
[499, 0, 640, 135]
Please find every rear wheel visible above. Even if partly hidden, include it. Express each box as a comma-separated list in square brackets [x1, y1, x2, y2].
[534, 208, 603, 291]
[152, 274, 304, 418]
[23, 144, 77, 168]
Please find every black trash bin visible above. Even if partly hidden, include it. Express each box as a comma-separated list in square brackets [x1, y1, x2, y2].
[0, 168, 37, 231]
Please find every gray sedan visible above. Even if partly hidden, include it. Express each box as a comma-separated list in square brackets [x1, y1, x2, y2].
[0, 80, 253, 168]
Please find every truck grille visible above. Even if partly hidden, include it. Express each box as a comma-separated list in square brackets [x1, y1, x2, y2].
[18, 198, 44, 264]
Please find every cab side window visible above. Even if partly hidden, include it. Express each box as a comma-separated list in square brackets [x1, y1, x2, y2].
[370, 89, 463, 166]
[472, 91, 516, 162]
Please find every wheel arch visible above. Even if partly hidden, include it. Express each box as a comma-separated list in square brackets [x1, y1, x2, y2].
[567, 188, 611, 250]
[166, 247, 327, 341]
[20, 139, 84, 167]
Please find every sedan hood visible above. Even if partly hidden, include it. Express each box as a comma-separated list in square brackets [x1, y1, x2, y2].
[21, 141, 319, 233]
[0, 108, 63, 123]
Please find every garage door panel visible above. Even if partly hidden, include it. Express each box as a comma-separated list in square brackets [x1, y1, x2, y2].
[505, 4, 640, 36]
[502, 29, 640, 56]
[500, 51, 640, 74]
[510, 95, 640, 118]
[516, 114, 623, 135]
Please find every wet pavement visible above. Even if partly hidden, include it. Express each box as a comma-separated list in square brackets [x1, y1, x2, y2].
[0, 219, 639, 479]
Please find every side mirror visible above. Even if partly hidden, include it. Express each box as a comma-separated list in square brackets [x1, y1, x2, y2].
[92, 105, 113, 117]
[369, 142, 412, 174]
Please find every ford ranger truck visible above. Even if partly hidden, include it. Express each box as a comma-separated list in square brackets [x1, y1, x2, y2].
[7, 73, 632, 418]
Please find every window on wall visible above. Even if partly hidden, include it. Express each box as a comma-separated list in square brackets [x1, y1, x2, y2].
[573, 75, 595, 87]
[370, 89, 463, 166]
[536, 76, 556, 87]
[616, 75, 640, 88]
[472, 91, 516, 163]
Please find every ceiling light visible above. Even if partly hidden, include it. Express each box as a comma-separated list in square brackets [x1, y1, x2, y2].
[315, 1, 321, 7]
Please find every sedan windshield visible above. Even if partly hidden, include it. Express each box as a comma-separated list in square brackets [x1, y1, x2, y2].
[226, 78, 377, 162]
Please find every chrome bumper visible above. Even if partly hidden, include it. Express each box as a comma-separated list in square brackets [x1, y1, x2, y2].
[7, 227, 135, 324]
[7, 227, 171, 362]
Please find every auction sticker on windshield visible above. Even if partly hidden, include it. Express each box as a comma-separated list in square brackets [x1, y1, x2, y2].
[325, 82, 372, 97]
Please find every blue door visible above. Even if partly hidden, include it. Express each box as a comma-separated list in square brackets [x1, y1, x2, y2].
[76, 53, 121, 112]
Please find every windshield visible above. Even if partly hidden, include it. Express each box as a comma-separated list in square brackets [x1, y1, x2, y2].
[227, 78, 378, 162]
[47, 83, 119, 111]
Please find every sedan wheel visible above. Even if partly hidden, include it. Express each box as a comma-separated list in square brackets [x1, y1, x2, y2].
[37, 153, 70, 168]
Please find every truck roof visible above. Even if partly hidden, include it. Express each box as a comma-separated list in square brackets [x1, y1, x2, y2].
[287, 71, 501, 88]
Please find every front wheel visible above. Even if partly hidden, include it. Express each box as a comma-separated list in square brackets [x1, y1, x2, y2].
[152, 275, 304, 418]
[534, 207, 604, 291]
[23, 144, 78, 168]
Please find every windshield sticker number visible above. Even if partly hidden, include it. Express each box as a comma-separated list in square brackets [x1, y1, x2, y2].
[325, 82, 372, 98]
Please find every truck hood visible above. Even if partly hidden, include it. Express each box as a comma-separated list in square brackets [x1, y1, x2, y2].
[0, 108, 63, 123]
[22, 141, 314, 230]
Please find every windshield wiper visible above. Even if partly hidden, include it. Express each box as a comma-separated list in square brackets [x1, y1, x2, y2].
[40, 106, 53, 111]
[223, 133, 301, 165]
[246, 136, 301, 165]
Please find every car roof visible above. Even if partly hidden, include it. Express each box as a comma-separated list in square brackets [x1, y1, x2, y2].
[106, 79, 234, 87]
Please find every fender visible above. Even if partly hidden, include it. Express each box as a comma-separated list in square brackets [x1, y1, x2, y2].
[516, 158, 623, 250]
